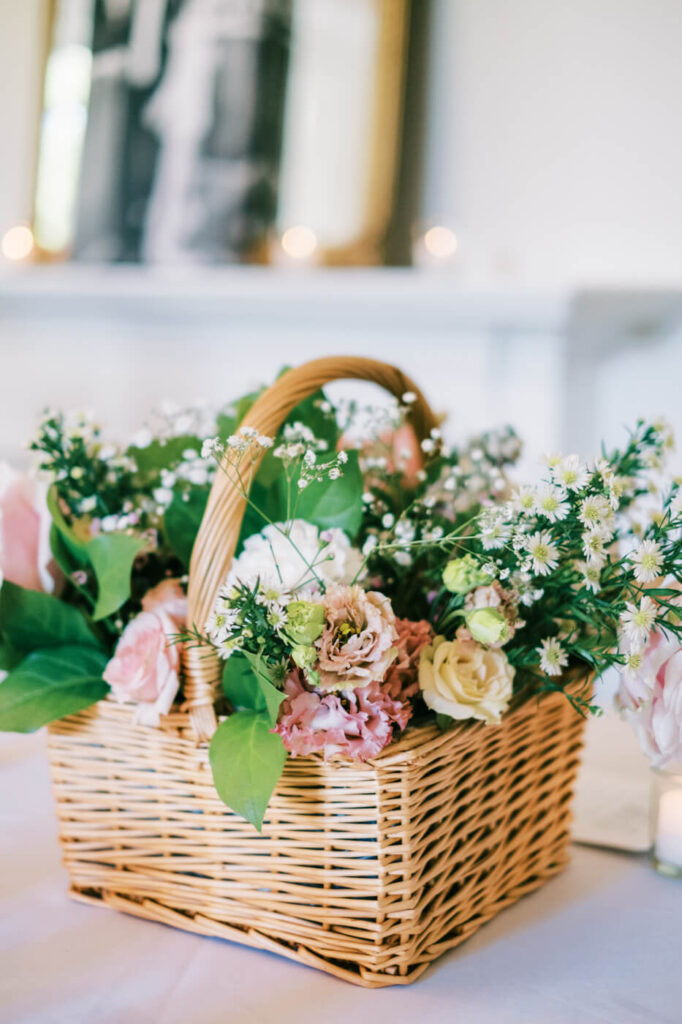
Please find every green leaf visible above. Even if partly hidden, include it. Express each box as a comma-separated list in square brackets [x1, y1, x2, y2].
[223, 654, 286, 725]
[295, 450, 364, 537]
[0, 639, 22, 672]
[241, 651, 286, 724]
[0, 645, 108, 731]
[0, 581, 101, 653]
[209, 710, 287, 831]
[87, 533, 146, 621]
[127, 435, 202, 476]
[47, 486, 90, 568]
[164, 485, 209, 568]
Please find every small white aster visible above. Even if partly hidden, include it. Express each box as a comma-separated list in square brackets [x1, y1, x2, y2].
[620, 596, 657, 649]
[630, 539, 663, 584]
[578, 494, 609, 529]
[538, 637, 569, 677]
[576, 560, 602, 593]
[553, 454, 589, 492]
[535, 484, 570, 522]
[511, 485, 536, 514]
[525, 530, 559, 576]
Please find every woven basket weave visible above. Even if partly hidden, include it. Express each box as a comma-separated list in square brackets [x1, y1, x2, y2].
[46, 356, 588, 987]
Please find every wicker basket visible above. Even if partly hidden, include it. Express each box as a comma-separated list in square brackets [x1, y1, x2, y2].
[46, 356, 589, 987]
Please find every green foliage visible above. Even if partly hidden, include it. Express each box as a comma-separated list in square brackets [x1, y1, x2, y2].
[209, 710, 287, 831]
[127, 435, 201, 476]
[295, 450, 363, 537]
[0, 639, 22, 672]
[0, 581, 101, 654]
[47, 486, 89, 570]
[222, 653, 286, 725]
[0, 645, 108, 731]
[164, 485, 209, 567]
[87, 533, 146, 621]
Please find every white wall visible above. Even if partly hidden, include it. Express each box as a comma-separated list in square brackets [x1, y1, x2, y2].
[425, 0, 682, 287]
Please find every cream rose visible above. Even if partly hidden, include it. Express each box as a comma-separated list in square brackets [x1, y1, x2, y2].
[418, 635, 514, 724]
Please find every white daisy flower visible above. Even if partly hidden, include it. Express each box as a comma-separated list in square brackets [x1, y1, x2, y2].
[481, 515, 512, 551]
[535, 484, 570, 522]
[620, 596, 657, 649]
[578, 495, 609, 529]
[525, 530, 559, 576]
[538, 637, 569, 677]
[582, 527, 610, 565]
[553, 454, 589, 492]
[630, 539, 663, 584]
[576, 560, 602, 593]
[511, 486, 536, 514]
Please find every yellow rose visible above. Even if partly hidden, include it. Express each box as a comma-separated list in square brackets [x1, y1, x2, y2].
[418, 635, 514, 724]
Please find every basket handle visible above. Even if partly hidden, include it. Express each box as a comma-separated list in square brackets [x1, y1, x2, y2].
[182, 355, 439, 740]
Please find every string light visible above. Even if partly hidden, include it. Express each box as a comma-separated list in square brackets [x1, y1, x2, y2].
[1, 224, 34, 261]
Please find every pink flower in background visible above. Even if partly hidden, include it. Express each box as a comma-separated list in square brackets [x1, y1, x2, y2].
[141, 578, 187, 626]
[619, 631, 682, 765]
[274, 668, 411, 761]
[383, 617, 434, 701]
[0, 465, 62, 594]
[316, 585, 398, 691]
[103, 609, 181, 726]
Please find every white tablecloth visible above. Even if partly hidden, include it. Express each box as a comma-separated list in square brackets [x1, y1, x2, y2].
[2, 730, 680, 1024]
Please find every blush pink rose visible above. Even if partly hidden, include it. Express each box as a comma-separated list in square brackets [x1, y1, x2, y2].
[315, 584, 398, 691]
[0, 465, 61, 593]
[620, 631, 682, 766]
[141, 578, 187, 626]
[103, 610, 181, 726]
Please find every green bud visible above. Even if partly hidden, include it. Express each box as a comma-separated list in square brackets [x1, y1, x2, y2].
[291, 645, 318, 671]
[442, 555, 492, 595]
[466, 607, 508, 646]
[283, 600, 325, 647]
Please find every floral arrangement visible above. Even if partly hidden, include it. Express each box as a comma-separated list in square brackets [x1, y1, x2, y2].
[2, 379, 682, 829]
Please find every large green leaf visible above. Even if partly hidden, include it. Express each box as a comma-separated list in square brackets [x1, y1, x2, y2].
[164, 485, 209, 567]
[0, 581, 101, 653]
[87, 533, 145, 621]
[127, 435, 202, 476]
[209, 710, 287, 831]
[223, 652, 285, 725]
[0, 639, 22, 672]
[294, 450, 363, 537]
[0, 645, 108, 731]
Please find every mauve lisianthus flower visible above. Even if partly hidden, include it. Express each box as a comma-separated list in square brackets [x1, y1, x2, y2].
[418, 634, 514, 724]
[383, 617, 434, 701]
[274, 669, 411, 761]
[315, 584, 398, 691]
[103, 609, 182, 726]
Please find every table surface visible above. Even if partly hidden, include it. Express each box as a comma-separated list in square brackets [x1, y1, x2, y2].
[2, 729, 681, 1024]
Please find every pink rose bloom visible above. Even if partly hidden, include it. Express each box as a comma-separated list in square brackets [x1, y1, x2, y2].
[0, 464, 61, 593]
[103, 610, 181, 726]
[274, 668, 411, 761]
[383, 617, 434, 701]
[315, 584, 398, 691]
[619, 631, 682, 765]
[141, 578, 187, 626]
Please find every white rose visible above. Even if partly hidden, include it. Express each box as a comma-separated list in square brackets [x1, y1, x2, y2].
[419, 635, 514, 724]
[226, 519, 363, 597]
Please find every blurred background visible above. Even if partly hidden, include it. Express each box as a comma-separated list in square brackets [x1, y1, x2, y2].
[2, 0, 682, 849]
[1, 0, 681, 476]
